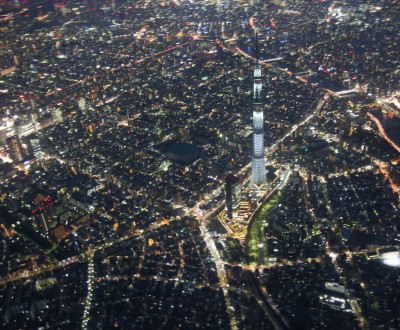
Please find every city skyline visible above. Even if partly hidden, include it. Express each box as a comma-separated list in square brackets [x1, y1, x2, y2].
[0, 0, 399, 329]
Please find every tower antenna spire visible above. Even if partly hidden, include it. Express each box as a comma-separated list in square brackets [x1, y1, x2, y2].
[254, 28, 260, 63]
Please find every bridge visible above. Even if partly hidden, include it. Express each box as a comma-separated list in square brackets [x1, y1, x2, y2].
[261, 57, 284, 63]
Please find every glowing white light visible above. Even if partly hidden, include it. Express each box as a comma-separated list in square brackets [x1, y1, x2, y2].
[254, 82, 262, 99]
[253, 111, 263, 130]
[253, 134, 264, 156]
[381, 256, 400, 267]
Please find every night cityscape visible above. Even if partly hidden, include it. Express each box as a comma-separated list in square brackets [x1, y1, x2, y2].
[0, 0, 399, 329]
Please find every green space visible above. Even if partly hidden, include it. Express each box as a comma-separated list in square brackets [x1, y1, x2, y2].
[245, 191, 281, 266]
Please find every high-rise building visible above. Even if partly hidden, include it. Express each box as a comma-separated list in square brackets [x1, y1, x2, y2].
[28, 134, 44, 161]
[5, 135, 26, 163]
[225, 174, 242, 219]
[36, 212, 50, 234]
[51, 107, 63, 123]
[250, 33, 266, 187]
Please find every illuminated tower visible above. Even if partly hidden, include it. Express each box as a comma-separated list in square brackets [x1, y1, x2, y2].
[250, 33, 266, 187]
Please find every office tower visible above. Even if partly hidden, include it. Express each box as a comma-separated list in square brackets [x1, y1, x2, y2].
[36, 212, 50, 233]
[28, 134, 44, 160]
[225, 174, 242, 219]
[51, 107, 63, 123]
[5, 135, 26, 163]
